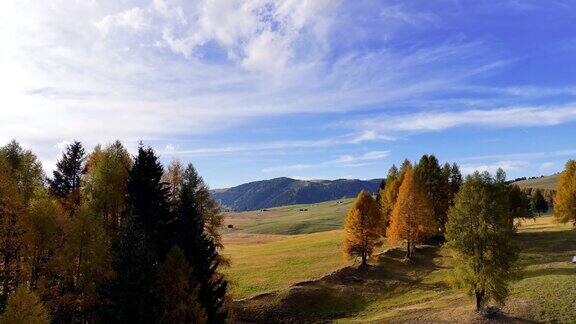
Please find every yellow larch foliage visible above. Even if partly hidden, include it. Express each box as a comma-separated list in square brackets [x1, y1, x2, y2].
[343, 190, 384, 268]
[386, 165, 436, 259]
[554, 160, 576, 226]
[381, 175, 402, 229]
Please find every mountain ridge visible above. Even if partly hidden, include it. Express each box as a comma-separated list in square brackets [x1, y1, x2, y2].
[210, 177, 383, 211]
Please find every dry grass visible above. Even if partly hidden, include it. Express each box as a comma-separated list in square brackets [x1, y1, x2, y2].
[513, 174, 558, 190]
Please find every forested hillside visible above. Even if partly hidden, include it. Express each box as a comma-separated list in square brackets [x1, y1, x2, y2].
[211, 177, 383, 211]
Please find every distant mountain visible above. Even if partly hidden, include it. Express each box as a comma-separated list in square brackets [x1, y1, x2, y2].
[211, 177, 384, 211]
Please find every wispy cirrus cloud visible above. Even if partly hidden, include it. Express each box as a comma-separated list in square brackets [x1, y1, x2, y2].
[160, 133, 388, 157]
[459, 149, 576, 162]
[0, 0, 501, 156]
[460, 160, 530, 175]
[539, 162, 556, 171]
[351, 104, 576, 136]
[262, 150, 390, 173]
[2, 0, 576, 187]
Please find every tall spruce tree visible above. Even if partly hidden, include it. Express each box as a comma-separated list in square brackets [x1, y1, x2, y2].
[508, 184, 533, 219]
[48, 141, 85, 212]
[415, 155, 450, 234]
[102, 216, 160, 323]
[181, 164, 225, 251]
[102, 144, 171, 322]
[531, 189, 549, 216]
[375, 178, 386, 207]
[174, 164, 228, 323]
[449, 163, 463, 205]
[126, 144, 171, 257]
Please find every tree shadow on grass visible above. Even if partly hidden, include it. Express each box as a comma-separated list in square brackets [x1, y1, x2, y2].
[516, 230, 576, 271]
[517, 230, 576, 255]
[234, 245, 452, 323]
[520, 266, 576, 280]
[486, 313, 540, 324]
[374, 246, 451, 291]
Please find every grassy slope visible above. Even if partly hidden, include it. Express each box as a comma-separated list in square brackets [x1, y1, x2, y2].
[228, 216, 576, 323]
[223, 198, 354, 235]
[514, 173, 559, 190]
[223, 230, 345, 298]
[336, 216, 576, 323]
[222, 198, 355, 298]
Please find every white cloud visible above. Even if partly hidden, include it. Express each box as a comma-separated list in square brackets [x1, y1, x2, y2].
[349, 130, 394, 143]
[159, 132, 387, 156]
[55, 140, 72, 151]
[3, 0, 573, 183]
[380, 4, 439, 26]
[460, 149, 576, 162]
[164, 144, 176, 152]
[357, 105, 576, 134]
[262, 150, 390, 172]
[96, 7, 150, 35]
[149, 0, 337, 71]
[0, 0, 507, 156]
[460, 160, 529, 175]
[539, 162, 556, 170]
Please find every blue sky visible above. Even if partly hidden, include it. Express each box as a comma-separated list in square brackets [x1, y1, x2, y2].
[1, 0, 576, 188]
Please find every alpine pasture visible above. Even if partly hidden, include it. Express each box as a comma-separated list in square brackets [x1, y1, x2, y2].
[224, 200, 576, 322]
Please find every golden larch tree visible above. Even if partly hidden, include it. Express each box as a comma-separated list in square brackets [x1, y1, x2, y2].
[380, 160, 411, 231]
[554, 160, 576, 226]
[387, 165, 436, 259]
[343, 190, 384, 269]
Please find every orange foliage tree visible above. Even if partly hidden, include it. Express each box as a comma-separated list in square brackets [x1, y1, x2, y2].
[380, 160, 411, 231]
[554, 160, 576, 226]
[387, 165, 436, 259]
[343, 190, 384, 269]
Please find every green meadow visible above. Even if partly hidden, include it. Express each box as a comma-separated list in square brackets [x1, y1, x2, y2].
[224, 201, 576, 322]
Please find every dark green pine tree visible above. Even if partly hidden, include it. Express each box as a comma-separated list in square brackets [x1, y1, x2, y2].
[375, 178, 386, 207]
[48, 141, 85, 211]
[100, 216, 160, 323]
[508, 184, 533, 219]
[126, 144, 171, 257]
[175, 164, 228, 323]
[531, 189, 549, 216]
[448, 163, 463, 205]
[415, 154, 450, 234]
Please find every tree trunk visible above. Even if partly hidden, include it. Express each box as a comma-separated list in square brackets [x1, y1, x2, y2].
[360, 251, 367, 269]
[1, 254, 9, 310]
[406, 241, 412, 259]
[475, 290, 484, 311]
